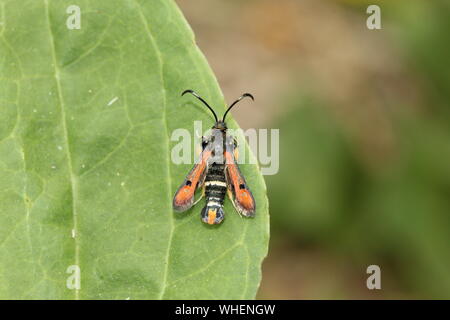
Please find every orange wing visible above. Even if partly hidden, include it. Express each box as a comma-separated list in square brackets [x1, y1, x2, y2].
[173, 151, 211, 212]
[225, 151, 256, 217]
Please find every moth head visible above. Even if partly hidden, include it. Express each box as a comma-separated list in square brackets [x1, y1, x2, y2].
[213, 120, 227, 131]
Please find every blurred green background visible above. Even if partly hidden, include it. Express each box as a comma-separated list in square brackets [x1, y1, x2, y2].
[177, 0, 450, 299]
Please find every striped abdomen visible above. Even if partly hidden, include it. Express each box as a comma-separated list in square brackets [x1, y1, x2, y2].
[201, 163, 227, 224]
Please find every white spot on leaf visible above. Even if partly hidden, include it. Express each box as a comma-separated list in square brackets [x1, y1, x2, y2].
[107, 96, 119, 106]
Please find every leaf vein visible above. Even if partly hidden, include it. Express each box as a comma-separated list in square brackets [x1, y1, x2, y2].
[44, 0, 80, 300]
[133, 0, 174, 300]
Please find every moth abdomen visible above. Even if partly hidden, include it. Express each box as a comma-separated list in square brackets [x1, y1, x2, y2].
[201, 203, 225, 225]
[202, 162, 227, 224]
[205, 179, 227, 203]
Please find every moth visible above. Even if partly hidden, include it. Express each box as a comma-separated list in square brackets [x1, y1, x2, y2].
[173, 90, 256, 225]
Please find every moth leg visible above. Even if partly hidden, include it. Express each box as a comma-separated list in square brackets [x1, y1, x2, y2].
[192, 196, 203, 207]
[227, 189, 243, 219]
[191, 167, 207, 206]
[192, 186, 205, 206]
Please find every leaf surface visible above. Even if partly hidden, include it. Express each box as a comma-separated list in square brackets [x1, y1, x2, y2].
[0, 0, 269, 299]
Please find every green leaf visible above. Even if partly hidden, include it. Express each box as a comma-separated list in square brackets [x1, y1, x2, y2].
[0, 0, 269, 299]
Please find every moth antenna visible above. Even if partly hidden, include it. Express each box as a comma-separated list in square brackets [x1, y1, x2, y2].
[222, 93, 254, 122]
[182, 90, 218, 123]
